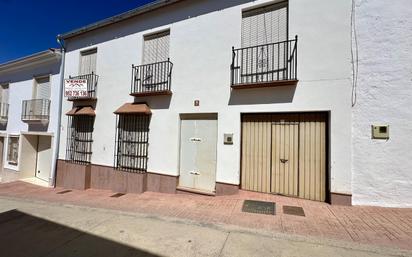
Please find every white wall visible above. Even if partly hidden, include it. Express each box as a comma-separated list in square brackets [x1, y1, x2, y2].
[352, 0, 412, 207]
[60, 0, 352, 194]
[0, 58, 61, 180]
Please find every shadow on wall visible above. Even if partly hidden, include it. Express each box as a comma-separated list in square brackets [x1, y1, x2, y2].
[67, 0, 254, 51]
[228, 85, 297, 105]
[0, 209, 160, 257]
[28, 123, 49, 132]
[133, 95, 172, 110]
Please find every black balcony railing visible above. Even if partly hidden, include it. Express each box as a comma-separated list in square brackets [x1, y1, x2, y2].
[0, 103, 9, 121]
[231, 36, 298, 87]
[131, 59, 173, 96]
[21, 99, 50, 121]
[68, 73, 99, 100]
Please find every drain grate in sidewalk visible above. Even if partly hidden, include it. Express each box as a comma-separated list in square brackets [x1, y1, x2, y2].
[57, 190, 72, 194]
[110, 193, 125, 198]
[283, 205, 305, 216]
[242, 200, 276, 215]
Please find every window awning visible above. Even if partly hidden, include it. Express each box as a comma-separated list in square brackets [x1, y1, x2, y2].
[66, 106, 96, 116]
[114, 103, 151, 115]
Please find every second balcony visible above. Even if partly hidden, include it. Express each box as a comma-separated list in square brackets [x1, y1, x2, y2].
[67, 73, 99, 101]
[130, 59, 173, 97]
[21, 99, 50, 123]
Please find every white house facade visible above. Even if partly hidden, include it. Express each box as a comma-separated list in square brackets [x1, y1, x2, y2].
[351, 0, 412, 207]
[56, 0, 353, 205]
[0, 49, 62, 186]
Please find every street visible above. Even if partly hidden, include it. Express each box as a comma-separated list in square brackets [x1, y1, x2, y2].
[0, 197, 410, 257]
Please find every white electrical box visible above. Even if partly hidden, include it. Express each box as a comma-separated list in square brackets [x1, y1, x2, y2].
[372, 125, 389, 139]
[224, 133, 233, 145]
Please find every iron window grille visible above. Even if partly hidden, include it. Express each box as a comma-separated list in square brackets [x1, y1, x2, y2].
[21, 99, 51, 121]
[66, 115, 94, 164]
[114, 114, 150, 173]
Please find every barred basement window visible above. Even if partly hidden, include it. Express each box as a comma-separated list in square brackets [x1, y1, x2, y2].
[66, 115, 94, 164]
[114, 114, 150, 173]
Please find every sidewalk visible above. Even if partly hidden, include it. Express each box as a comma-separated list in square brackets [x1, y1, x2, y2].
[0, 181, 411, 252]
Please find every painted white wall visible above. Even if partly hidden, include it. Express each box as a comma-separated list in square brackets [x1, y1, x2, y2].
[351, 0, 412, 207]
[0, 58, 61, 182]
[60, 0, 352, 194]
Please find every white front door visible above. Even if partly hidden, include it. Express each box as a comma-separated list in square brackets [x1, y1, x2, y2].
[35, 136, 52, 182]
[179, 115, 217, 193]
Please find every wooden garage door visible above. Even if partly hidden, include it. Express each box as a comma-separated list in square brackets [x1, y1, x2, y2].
[241, 113, 327, 201]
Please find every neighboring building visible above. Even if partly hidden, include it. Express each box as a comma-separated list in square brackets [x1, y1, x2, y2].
[56, 0, 353, 205]
[351, 0, 412, 207]
[0, 49, 62, 185]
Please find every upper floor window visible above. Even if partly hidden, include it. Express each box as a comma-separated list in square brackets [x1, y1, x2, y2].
[34, 76, 50, 100]
[7, 135, 19, 165]
[0, 84, 9, 104]
[241, 1, 288, 47]
[143, 30, 170, 64]
[79, 48, 97, 75]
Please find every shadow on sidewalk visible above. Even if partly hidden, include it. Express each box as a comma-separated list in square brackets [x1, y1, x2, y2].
[0, 209, 159, 257]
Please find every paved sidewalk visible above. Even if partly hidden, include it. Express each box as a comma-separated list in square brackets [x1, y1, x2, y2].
[0, 181, 411, 252]
[0, 197, 410, 257]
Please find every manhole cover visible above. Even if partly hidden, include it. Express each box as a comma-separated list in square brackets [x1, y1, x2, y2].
[57, 190, 72, 194]
[242, 200, 276, 215]
[110, 193, 125, 198]
[283, 205, 305, 216]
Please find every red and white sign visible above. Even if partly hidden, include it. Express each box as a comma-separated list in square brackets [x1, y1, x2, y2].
[64, 79, 88, 97]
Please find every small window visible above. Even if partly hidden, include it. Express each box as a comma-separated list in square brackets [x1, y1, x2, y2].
[143, 30, 170, 64]
[0, 84, 9, 104]
[66, 115, 94, 164]
[7, 136, 19, 165]
[34, 76, 50, 99]
[114, 114, 150, 173]
[79, 48, 97, 75]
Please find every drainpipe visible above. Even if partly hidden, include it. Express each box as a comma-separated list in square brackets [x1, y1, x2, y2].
[50, 35, 66, 187]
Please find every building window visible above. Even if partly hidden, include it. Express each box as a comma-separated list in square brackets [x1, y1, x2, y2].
[7, 136, 19, 165]
[34, 76, 51, 100]
[241, 1, 288, 47]
[79, 48, 97, 75]
[66, 115, 94, 164]
[0, 84, 9, 104]
[114, 114, 150, 173]
[143, 30, 170, 64]
[0, 84, 9, 120]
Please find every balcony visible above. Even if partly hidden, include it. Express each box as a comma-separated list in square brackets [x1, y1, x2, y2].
[231, 36, 298, 89]
[0, 103, 8, 123]
[21, 99, 50, 122]
[130, 59, 173, 97]
[67, 73, 99, 101]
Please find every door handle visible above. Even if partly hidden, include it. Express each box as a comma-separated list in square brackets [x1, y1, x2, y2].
[280, 159, 288, 164]
[189, 171, 200, 175]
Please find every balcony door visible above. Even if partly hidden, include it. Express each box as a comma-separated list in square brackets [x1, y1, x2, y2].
[0, 84, 9, 120]
[79, 48, 97, 75]
[241, 2, 288, 83]
[31, 77, 50, 120]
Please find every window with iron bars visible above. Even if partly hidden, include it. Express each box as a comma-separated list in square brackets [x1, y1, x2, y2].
[66, 115, 94, 164]
[114, 114, 150, 173]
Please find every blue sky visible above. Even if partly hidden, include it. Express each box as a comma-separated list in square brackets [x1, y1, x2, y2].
[0, 0, 155, 63]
